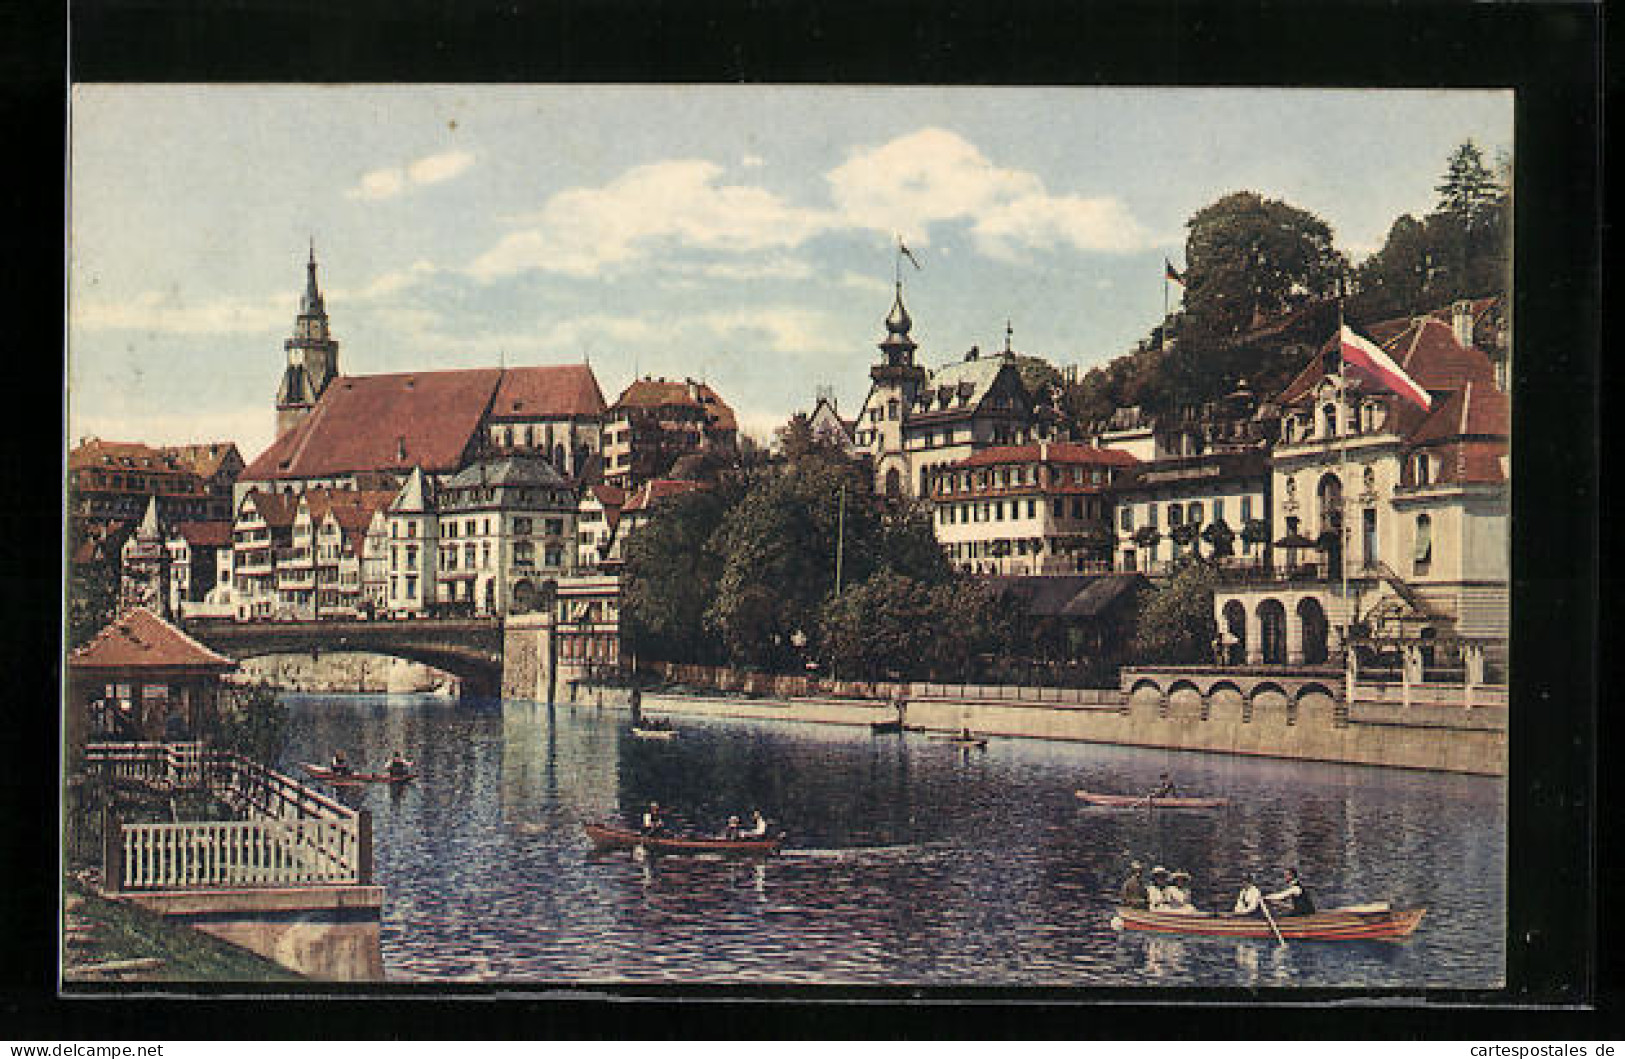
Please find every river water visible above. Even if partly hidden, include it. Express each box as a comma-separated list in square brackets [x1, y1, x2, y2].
[279, 693, 1505, 988]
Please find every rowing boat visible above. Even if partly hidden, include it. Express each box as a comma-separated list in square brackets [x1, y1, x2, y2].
[583, 821, 783, 855]
[1112, 904, 1425, 941]
[1076, 790, 1228, 809]
[303, 763, 416, 785]
[630, 726, 677, 740]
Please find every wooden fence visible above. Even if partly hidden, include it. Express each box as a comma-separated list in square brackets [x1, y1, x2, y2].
[85, 743, 370, 893]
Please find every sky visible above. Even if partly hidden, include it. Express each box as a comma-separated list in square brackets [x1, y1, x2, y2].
[67, 86, 1512, 459]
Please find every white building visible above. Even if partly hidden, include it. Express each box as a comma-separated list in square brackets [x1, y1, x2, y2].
[434, 455, 580, 616]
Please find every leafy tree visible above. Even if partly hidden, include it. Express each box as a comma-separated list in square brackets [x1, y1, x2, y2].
[215, 684, 289, 766]
[1010, 354, 1063, 405]
[1349, 214, 1431, 321]
[1128, 562, 1219, 665]
[818, 572, 1003, 681]
[1181, 191, 1347, 348]
[67, 557, 119, 649]
[621, 488, 731, 664]
[774, 413, 817, 461]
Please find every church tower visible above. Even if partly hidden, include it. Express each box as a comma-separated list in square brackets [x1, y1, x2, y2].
[863, 283, 928, 497]
[275, 242, 341, 438]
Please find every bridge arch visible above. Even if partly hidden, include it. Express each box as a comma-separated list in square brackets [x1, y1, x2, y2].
[1166, 680, 1203, 722]
[1249, 681, 1292, 727]
[1207, 680, 1245, 724]
[1128, 678, 1164, 717]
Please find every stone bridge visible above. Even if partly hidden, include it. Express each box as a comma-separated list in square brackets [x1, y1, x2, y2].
[185, 618, 508, 699]
[1119, 665, 1346, 726]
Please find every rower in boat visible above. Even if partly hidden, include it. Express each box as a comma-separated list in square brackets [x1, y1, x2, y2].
[1119, 860, 1149, 909]
[1266, 867, 1316, 916]
[722, 815, 742, 840]
[1146, 867, 1170, 909]
[640, 801, 666, 836]
[1162, 871, 1197, 913]
[744, 810, 769, 838]
[329, 750, 352, 777]
[384, 751, 411, 780]
[1233, 874, 1264, 916]
[1148, 773, 1176, 799]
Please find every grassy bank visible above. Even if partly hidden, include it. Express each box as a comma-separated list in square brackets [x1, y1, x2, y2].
[63, 877, 304, 984]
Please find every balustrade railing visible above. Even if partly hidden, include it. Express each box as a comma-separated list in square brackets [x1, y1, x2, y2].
[85, 743, 369, 893]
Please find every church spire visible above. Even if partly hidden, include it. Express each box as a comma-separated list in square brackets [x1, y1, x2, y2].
[301, 240, 325, 317]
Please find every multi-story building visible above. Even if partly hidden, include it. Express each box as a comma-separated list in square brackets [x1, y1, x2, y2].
[576, 484, 626, 571]
[229, 490, 299, 619]
[385, 469, 437, 619]
[1108, 450, 1273, 575]
[1211, 301, 1509, 671]
[119, 500, 172, 616]
[806, 394, 857, 454]
[929, 442, 1136, 576]
[434, 456, 580, 616]
[166, 520, 233, 618]
[69, 439, 242, 540]
[853, 284, 1045, 499]
[601, 377, 738, 490]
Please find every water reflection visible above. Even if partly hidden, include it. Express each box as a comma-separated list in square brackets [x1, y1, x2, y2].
[279, 693, 1504, 987]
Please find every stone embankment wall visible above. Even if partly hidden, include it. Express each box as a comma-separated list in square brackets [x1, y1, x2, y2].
[236, 653, 450, 695]
[123, 885, 385, 981]
[640, 663, 1506, 777]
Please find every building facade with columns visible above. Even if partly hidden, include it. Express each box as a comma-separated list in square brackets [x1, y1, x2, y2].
[1211, 301, 1509, 674]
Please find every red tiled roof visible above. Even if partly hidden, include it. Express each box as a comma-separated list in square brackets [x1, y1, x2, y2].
[613, 378, 738, 432]
[172, 520, 232, 548]
[591, 484, 626, 508]
[166, 442, 243, 480]
[244, 369, 503, 480]
[69, 607, 236, 671]
[241, 489, 301, 529]
[489, 364, 607, 420]
[955, 442, 1139, 470]
[69, 439, 188, 474]
[325, 490, 396, 537]
[622, 478, 707, 513]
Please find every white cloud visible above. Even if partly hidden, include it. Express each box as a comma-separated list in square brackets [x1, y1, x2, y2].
[407, 150, 474, 186]
[73, 290, 285, 335]
[741, 153, 765, 168]
[467, 160, 830, 279]
[827, 127, 1146, 256]
[336, 260, 441, 301]
[348, 149, 475, 201]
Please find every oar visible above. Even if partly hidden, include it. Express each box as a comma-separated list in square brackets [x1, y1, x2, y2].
[1259, 897, 1287, 946]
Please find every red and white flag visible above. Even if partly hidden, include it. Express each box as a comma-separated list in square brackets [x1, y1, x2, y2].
[1339, 323, 1432, 411]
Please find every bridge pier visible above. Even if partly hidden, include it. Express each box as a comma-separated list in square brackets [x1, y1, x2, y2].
[500, 612, 555, 705]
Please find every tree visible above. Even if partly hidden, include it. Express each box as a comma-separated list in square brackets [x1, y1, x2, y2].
[774, 413, 817, 461]
[67, 557, 119, 649]
[1010, 354, 1063, 404]
[216, 684, 289, 766]
[1349, 214, 1431, 321]
[1128, 562, 1219, 665]
[1435, 141, 1500, 227]
[818, 572, 1003, 681]
[1181, 191, 1347, 347]
[621, 488, 731, 664]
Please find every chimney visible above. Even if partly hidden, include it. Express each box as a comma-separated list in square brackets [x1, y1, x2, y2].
[1451, 300, 1474, 347]
[396, 436, 407, 461]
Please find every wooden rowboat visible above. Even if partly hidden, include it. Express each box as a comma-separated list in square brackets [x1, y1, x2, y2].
[1112, 904, 1425, 941]
[630, 726, 677, 740]
[1076, 790, 1229, 809]
[583, 821, 783, 855]
[928, 735, 988, 748]
[303, 763, 416, 785]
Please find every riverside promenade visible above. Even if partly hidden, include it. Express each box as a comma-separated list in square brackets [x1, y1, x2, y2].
[636, 662, 1506, 777]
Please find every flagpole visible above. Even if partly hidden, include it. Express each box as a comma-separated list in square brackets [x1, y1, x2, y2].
[1337, 301, 1352, 664]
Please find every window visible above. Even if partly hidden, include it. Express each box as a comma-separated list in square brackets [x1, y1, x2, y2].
[1413, 514, 1432, 576]
[994, 502, 1004, 521]
[514, 541, 534, 567]
[1169, 505, 1182, 527]
[482, 542, 492, 568]
[887, 399, 899, 421]
[405, 546, 418, 571]
[1215, 498, 1226, 523]
[1147, 504, 1158, 528]
[1120, 506, 1133, 532]
[1189, 502, 1203, 525]
[406, 576, 417, 599]
[1054, 498, 1065, 518]
[514, 517, 533, 536]
[544, 545, 564, 567]
[545, 519, 564, 537]
[1241, 496, 1253, 522]
[1026, 499, 1036, 519]
[391, 545, 399, 570]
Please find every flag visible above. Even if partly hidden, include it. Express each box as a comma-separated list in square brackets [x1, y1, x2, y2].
[1339, 323, 1432, 411]
[899, 242, 922, 270]
[1164, 258, 1184, 285]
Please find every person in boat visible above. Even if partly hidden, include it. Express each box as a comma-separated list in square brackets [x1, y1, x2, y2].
[960, 727, 974, 741]
[1119, 860, 1148, 909]
[1146, 867, 1170, 910]
[640, 801, 666, 836]
[1233, 874, 1264, 916]
[1148, 773, 1176, 799]
[329, 750, 351, 776]
[723, 815, 742, 840]
[744, 810, 769, 838]
[385, 751, 410, 780]
[1266, 867, 1316, 916]
[1163, 871, 1196, 913]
